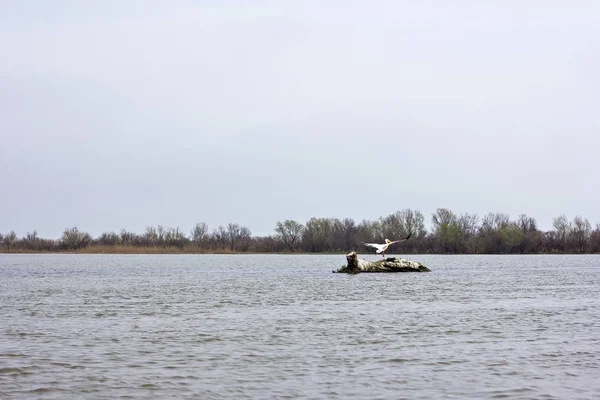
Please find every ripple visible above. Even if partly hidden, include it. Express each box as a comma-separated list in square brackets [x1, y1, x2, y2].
[28, 387, 71, 394]
[0, 367, 26, 374]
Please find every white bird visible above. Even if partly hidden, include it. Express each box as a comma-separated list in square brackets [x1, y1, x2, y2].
[363, 233, 412, 258]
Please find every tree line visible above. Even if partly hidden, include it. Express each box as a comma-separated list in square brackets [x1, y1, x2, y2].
[2, 209, 600, 254]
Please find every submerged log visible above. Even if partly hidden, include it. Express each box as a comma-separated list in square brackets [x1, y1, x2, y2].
[334, 251, 431, 274]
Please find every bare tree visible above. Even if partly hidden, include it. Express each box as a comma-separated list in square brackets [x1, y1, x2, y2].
[514, 214, 541, 253]
[61, 227, 91, 250]
[302, 218, 335, 252]
[24, 231, 39, 250]
[457, 213, 479, 236]
[570, 215, 592, 253]
[340, 218, 358, 250]
[456, 213, 479, 253]
[274, 220, 304, 251]
[144, 226, 159, 246]
[356, 219, 377, 244]
[190, 222, 209, 248]
[226, 223, 241, 251]
[380, 212, 408, 240]
[378, 210, 424, 252]
[552, 215, 570, 250]
[590, 224, 600, 253]
[370, 219, 385, 242]
[481, 212, 510, 234]
[238, 226, 252, 251]
[399, 209, 427, 238]
[432, 208, 457, 232]
[517, 214, 537, 233]
[119, 229, 136, 246]
[212, 226, 228, 250]
[97, 232, 119, 246]
[165, 227, 187, 248]
[224, 223, 252, 251]
[3, 231, 17, 251]
[157, 225, 167, 245]
[327, 218, 358, 251]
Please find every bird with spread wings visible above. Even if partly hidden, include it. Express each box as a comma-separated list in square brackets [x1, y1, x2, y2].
[363, 232, 412, 258]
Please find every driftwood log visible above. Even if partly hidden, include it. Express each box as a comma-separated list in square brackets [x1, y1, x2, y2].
[334, 251, 431, 274]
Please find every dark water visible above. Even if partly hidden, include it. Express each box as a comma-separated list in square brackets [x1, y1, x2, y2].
[1, 254, 599, 399]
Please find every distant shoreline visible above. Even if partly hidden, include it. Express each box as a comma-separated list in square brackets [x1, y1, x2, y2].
[1, 247, 597, 256]
[2, 211, 599, 254]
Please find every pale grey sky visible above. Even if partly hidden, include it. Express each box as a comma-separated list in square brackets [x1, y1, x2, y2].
[1, 1, 599, 237]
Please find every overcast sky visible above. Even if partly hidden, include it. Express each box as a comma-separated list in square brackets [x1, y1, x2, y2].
[1, 1, 599, 238]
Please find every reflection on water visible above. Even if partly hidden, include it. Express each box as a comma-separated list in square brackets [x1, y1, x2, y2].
[1, 254, 599, 399]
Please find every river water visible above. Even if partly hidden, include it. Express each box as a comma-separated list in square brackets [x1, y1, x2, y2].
[1, 254, 599, 399]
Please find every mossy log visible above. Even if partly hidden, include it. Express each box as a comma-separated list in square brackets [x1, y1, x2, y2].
[334, 251, 431, 274]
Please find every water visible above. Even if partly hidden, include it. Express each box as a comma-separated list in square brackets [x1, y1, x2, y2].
[1, 254, 599, 399]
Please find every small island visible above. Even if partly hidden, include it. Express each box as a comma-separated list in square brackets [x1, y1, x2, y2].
[334, 251, 431, 274]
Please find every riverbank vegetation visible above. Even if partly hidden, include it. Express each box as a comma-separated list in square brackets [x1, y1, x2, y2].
[2, 209, 600, 254]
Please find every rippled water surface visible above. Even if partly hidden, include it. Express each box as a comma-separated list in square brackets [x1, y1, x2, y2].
[1, 254, 599, 399]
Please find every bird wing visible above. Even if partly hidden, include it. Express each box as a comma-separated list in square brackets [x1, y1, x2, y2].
[362, 242, 382, 249]
[388, 232, 413, 245]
